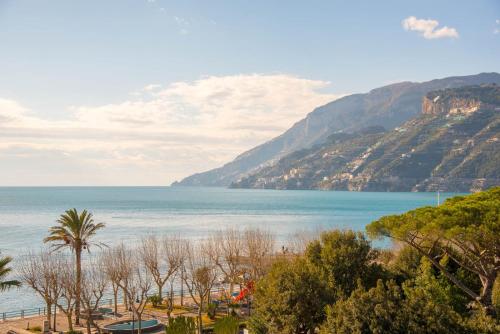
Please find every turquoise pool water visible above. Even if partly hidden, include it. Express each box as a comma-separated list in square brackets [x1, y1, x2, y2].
[104, 319, 159, 331]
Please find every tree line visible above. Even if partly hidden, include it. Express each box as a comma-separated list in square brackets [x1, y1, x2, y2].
[249, 187, 500, 333]
[14, 208, 277, 334]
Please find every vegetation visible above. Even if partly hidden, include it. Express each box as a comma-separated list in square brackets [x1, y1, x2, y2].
[165, 316, 197, 334]
[252, 258, 328, 333]
[207, 302, 217, 320]
[213, 316, 240, 334]
[147, 294, 163, 307]
[367, 187, 500, 314]
[250, 188, 500, 333]
[28, 325, 42, 333]
[0, 255, 21, 291]
[44, 208, 105, 325]
[305, 230, 384, 301]
[426, 84, 500, 106]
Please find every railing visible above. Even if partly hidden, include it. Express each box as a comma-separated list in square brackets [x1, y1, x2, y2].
[1, 286, 229, 321]
[0, 298, 113, 322]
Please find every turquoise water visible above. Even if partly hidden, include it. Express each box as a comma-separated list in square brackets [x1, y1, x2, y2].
[104, 319, 159, 330]
[0, 186, 460, 313]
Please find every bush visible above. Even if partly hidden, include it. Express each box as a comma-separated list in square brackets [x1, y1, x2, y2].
[252, 258, 328, 333]
[165, 316, 197, 334]
[207, 302, 217, 320]
[305, 230, 384, 301]
[321, 277, 472, 334]
[321, 280, 406, 334]
[29, 326, 42, 333]
[148, 294, 163, 307]
[213, 316, 239, 334]
[247, 315, 268, 334]
[493, 275, 500, 314]
[464, 311, 500, 334]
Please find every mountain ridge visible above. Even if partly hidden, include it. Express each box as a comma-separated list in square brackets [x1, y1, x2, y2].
[230, 84, 500, 192]
[173, 73, 500, 187]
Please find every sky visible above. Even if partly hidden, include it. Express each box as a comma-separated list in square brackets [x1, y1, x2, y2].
[0, 0, 499, 186]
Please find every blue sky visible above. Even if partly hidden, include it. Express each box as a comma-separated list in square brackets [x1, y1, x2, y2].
[0, 0, 499, 185]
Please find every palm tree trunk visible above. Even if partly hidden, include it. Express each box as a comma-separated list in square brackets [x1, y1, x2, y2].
[75, 245, 82, 325]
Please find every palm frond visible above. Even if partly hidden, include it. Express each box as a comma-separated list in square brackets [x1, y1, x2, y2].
[0, 280, 21, 291]
[44, 208, 106, 252]
[0, 256, 21, 291]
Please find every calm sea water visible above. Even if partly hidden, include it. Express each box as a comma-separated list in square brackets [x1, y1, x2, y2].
[0, 187, 460, 313]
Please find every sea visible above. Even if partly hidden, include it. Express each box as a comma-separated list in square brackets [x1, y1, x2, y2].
[0, 186, 461, 313]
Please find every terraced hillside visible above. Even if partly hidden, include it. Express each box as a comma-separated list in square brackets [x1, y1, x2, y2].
[231, 85, 500, 192]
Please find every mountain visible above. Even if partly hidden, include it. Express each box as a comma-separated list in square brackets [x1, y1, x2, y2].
[173, 73, 500, 187]
[231, 85, 500, 192]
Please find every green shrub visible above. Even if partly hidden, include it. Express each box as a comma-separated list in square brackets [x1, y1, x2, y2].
[253, 258, 328, 333]
[148, 294, 163, 307]
[207, 302, 217, 320]
[463, 310, 500, 334]
[493, 275, 500, 314]
[29, 326, 42, 333]
[165, 316, 197, 334]
[213, 316, 239, 334]
[321, 278, 470, 334]
[247, 315, 268, 334]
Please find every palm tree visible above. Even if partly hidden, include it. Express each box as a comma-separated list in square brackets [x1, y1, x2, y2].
[0, 255, 21, 292]
[44, 208, 105, 325]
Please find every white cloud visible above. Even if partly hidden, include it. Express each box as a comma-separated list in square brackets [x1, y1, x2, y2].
[494, 19, 499, 34]
[173, 16, 190, 35]
[402, 16, 459, 39]
[0, 74, 340, 185]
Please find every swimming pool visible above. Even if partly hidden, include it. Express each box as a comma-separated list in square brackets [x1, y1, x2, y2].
[102, 319, 162, 333]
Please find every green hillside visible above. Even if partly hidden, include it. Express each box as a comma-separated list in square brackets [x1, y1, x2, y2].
[231, 85, 500, 192]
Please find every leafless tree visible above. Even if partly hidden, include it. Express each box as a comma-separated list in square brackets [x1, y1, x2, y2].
[56, 258, 78, 331]
[101, 248, 121, 315]
[243, 228, 275, 280]
[18, 250, 63, 331]
[163, 236, 188, 317]
[81, 256, 108, 334]
[286, 228, 322, 255]
[140, 235, 185, 301]
[182, 240, 218, 334]
[205, 228, 244, 294]
[106, 244, 152, 334]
